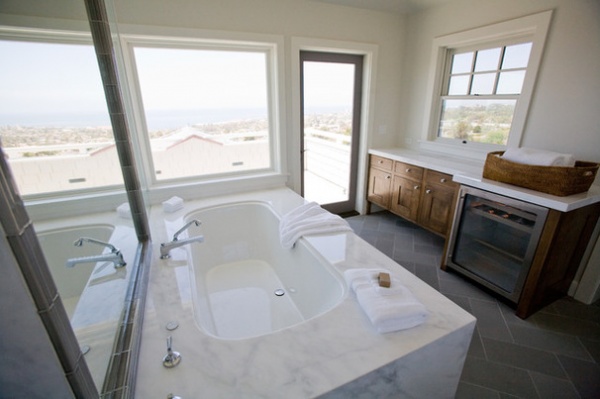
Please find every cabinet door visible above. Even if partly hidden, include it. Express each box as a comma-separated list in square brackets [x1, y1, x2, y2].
[367, 167, 392, 208]
[419, 185, 456, 235]
[390, 175, 421, 221]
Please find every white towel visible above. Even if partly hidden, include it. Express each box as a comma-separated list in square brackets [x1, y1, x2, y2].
[344, 269, 428, 333]
[279, 202, 352, 249]
[502, 147, 576, 167]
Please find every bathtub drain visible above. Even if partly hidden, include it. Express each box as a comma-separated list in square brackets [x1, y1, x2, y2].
[274, 289, 285, 297]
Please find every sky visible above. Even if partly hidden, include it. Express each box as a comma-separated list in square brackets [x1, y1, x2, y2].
[0, 39, 356, 128]
[0, 40, 109, 124]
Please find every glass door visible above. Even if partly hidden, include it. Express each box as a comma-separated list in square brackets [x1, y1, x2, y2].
[446, 186, 549, 302]
[300, 51, 363, 215]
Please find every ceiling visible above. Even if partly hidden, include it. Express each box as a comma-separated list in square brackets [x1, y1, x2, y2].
[311, 0, 453, 14]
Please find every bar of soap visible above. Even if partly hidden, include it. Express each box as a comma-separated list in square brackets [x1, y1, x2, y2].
[378, 272, 391, 288]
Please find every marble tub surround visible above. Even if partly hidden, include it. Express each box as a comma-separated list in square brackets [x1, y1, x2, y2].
[136, 188, 475, 398]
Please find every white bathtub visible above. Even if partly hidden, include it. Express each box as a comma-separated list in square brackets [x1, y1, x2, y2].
[138, 188, 476, 398]
[182, 201, 346, 339]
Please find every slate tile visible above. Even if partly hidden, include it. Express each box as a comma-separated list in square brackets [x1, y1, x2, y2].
[460, 356, 538, 398]
[482, 337, 567, 378]
[558, 355, 600, 399]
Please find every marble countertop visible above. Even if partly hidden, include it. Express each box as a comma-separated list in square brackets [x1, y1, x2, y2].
[135, 188, 476, 398]
[369, 148, 600, 212]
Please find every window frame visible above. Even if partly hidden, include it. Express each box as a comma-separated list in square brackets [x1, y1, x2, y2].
[118, 31, 285, 198]
[420, 10, 553, 158]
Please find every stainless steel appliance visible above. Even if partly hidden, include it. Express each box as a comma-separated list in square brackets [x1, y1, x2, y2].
[445, 186, 549, 302]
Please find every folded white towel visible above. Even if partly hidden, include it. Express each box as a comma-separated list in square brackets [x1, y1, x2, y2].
[116, 202, 131, 219]
[502, 147, 576, 167]
[279, 202, 352, 249]
[162, 196, 184, 213]
[344, 268, 428, 333]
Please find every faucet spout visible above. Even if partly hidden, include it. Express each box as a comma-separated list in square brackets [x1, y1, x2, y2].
[160, 220, 204, 259]
[66, 237, 126, 268]
[66, 251, 127, 269]
[172, 219, 201, 241]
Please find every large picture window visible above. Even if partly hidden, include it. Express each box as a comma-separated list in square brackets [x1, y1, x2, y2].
[131, 45, 272, 182]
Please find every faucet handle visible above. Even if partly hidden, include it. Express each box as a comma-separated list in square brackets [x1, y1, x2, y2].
[163, 336, 181, 368]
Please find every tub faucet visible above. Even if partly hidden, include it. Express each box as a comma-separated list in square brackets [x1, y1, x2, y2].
[66, 237, 127, 268]
[160, 219, 204, 259]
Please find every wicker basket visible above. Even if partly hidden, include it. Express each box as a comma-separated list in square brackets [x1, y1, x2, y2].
[482, 151, 599, 196]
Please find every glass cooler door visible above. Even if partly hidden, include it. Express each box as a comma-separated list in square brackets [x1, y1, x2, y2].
[447, 187, 548, 302]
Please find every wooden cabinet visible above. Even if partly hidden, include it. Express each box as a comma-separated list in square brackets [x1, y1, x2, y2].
[367, 156, 393, 208]
[517, 203, 600, 318]
[367, 155, 458, 236]
[390, 163, 423, 222]
[419, 170, 459, 235]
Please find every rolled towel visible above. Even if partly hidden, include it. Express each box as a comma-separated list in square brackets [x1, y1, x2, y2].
[502, 147, 575, 167]
[280, 202, 352, 249]
[344, 269, 428, 333]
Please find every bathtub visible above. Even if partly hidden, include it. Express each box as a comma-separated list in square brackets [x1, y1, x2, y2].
[182, 201, 346, 339]
[137, 188, 476, 398]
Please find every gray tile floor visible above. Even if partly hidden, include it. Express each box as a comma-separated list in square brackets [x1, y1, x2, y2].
[346, 211, 600, 399]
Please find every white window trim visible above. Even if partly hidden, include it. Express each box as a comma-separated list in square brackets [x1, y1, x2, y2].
[116, 26, 287, 203]
[420, 10, 553, 160]
[290, 37, 378, 214]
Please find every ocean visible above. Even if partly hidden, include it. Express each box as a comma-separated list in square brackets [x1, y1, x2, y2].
[0, 105, 350, 131]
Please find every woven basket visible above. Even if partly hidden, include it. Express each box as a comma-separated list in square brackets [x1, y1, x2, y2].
[482, 151, 599, 196]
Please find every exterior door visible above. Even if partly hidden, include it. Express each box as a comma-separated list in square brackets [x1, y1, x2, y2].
[300, 51, 363, 215]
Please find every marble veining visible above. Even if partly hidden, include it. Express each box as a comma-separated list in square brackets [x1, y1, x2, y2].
[135, 187, 476, 398]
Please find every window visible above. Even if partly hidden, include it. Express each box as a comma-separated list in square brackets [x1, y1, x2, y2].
[438, 41, 532, 145]
[0, 38, 122, 196]
[423, 11, 552, 153]
[130, 44, 273, 182]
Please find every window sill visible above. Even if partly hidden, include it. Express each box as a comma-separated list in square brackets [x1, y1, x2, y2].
[418, 139, 503, 162]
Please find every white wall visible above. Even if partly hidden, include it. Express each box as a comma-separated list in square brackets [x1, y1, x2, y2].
[399, 0, 600, 163]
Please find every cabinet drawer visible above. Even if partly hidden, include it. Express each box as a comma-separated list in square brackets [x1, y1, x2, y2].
[394, 161, 424, 181]
[424, 170, 458, 190]
[370, 155, 393, 171]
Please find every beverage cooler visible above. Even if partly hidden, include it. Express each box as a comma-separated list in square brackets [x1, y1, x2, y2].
[445, 186, 549, 303]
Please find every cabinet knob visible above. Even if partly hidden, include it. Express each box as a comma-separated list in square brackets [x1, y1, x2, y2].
[405, 168, 411, 172]
[414, 185, 420, 190]
[440, 178, 447, 183]
[386, 175, 391, 179]
[378, 160, 384, 164]
[426, 189, 432, 194]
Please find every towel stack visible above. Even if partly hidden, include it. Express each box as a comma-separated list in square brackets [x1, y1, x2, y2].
[344, 268, 428, 333]
[279, 202, 352, 249]
[502, 147, 575, 167]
